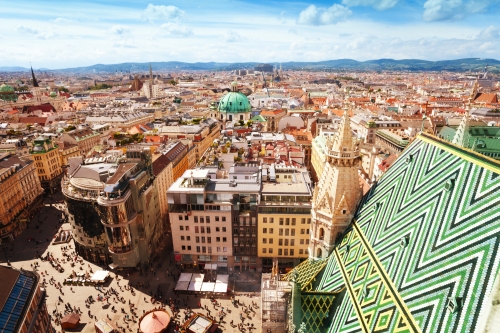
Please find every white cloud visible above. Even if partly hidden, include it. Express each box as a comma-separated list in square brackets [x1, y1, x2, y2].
[423, 0, 495, 21]
[297, 4, 351, 25]
[142, 4, 184, 22]
[52, 17, 74, 24]
[37, 32, 58, 40]
[17, 25, 38, 35]
[224, 30, 241, 42]
[476, 26, 500, 40]
[290, 42, 307, 50]
[160, 23, 193, 37]
[288, 28, 298, 35]
[110, 25, 129, 35]
[342, 0, 399, 10]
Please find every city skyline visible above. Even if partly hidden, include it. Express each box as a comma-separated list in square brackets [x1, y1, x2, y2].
[2, 0, 500, 68]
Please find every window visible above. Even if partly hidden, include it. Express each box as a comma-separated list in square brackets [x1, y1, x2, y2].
[307, 218, 311, 224]
[279, 229, 283, 236]
[185, 215, 189, 220]
[187, 236, 191, 241]
[200, 217, 204, 223]
[270, 218, 274, 223]
[186, 226, 190, 231]
[269, 238, 273, 244]
[285, 218, 290, 225]
[306, 239, 309, 245]
[187, 246, 192, 250]
[269, 248, 273, 254]
[179, 215, 183, 221]
[207, 227, 211, 233]
[290, 249, 294, 256]
[196, 236, 200, 242]
[194, 216, 198, 223]
[202, 246, 206, 253]
[223, 237, 227, 242]
[222, 216, 226, 222]
[217, 247, 221, 252]
[301, 229, 305, 234]
[206, 216, 210, 223]
[291, 229, 295, 236]
[208, 237, 212, 243]
[180, 226, 184, 231]
[263, 248, 267, 253]
[202, 237, 206, 243]
[279, 239, 283, 246]
[300, 239, 304, 244]
[216, 237, 221, 242]
[263, 238, 267, 244]
[208, 247, 212, 253]
[278, 249, 282, 255]
[182, 246, 186, 250]
[291, 239, 295, 246]
[284, 249, 288, 256]
[299, 249, 304, 254]
[269, 228, 274, 234]
[195, 226, 199, 233]
[215, 216, 220, 222]
[216, 227, 220, 232]
[285, 239, 289, 246]
[223, 247, 227, 252]
[222, 227, 226, 232]
[181, 236, 185, 240]
[263, 217, 267, 223]
[196, 246, 201, 253]
[306, 229, 309, 234]
[201, 227, 205, 233]
[263, 228, 267, 234]
[279, 218, 284, 225]
[292, 218, 296, 225]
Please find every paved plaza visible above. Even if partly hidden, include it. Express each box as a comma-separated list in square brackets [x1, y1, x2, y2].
[0, 194, 263, 333]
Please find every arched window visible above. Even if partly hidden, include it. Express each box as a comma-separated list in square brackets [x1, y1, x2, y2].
[240, 115, 244, 121]
[316, 248, 322, 258]
[319, 228, 324, 241]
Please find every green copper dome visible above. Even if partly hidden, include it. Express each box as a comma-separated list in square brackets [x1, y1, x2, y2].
[0, 84, 17, 102]
[50, 91, 57, 98]
[217, 82, 251, 113]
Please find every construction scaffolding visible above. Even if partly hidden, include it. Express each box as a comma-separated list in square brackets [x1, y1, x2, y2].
[261, 259, 290, 333]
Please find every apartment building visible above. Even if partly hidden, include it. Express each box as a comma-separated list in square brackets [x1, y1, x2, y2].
[258, 164, 313, 272]
[0, 154, 43, 243]
[168, 165, 261, 272]
[29, 136, 63, 193]
[59, 128, 101, 156]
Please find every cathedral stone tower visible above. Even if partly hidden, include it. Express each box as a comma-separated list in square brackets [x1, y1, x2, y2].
[309, 110, 362, 259]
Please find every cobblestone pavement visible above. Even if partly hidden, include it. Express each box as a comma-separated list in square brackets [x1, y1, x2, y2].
[0, 193, 263, 333]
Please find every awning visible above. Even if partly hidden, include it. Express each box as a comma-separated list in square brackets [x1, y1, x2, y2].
[90, 270, 109, 282]
[191, 273, 204, 282]
[188, 281, 203, 292]
[216, 275, 229, 283]
[108, 263, 119, 270]
[201, 282, 215, 292]
[214, 282, 228, 293]
[175, 281, 190, 291]
[179, 273, 193, 282]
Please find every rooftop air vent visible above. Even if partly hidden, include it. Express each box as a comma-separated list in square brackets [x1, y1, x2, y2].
[447, 297, 463, 313]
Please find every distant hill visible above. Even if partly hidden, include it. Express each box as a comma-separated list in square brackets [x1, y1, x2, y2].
[0, 66, 51, 72]
[1, 58, 499, 74]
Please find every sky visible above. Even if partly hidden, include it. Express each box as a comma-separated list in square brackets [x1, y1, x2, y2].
[2, 0, 500, 69]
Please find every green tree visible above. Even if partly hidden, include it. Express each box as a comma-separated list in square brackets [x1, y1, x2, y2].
[168, 79, 177, 86]
[58, 87, 70, 93]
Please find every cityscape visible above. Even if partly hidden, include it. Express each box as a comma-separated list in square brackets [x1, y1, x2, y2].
[1, 1, 500, 333]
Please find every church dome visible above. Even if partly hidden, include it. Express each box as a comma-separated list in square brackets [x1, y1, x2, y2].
[50, 91, 57, 98]
[217, 82, 251, 113]
[0, 84, 15, 93]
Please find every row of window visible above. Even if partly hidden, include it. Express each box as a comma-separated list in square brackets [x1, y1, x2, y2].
[179, 215, 228, 223]
[262, 248, 298, 256]
[262, 217, 312, 224]
[261, 228, 310, 236]
[180, 245, 228, 253]
[179, 236, 228, 243]
[179, 226, 229, 233]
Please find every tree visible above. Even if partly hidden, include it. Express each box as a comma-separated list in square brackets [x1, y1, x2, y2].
[168, 79, 177, 86]
[58, 87, 70, 93]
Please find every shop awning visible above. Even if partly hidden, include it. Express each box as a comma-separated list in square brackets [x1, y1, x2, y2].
[201, 282, 215, 292]
[216, 275, 229, 283]
[191, 273, 204, 282]
[175, 281, 190, 291]
[188, 281, 203, 292]
[90, 270, 109, 282]
[179, 273, 193, 282]
[205, 263, 218, 270]
[214, 282, 228, 293]
[108, 263, 119, 270]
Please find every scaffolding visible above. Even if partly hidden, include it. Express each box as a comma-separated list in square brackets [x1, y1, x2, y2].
[261, 258, 289, 333]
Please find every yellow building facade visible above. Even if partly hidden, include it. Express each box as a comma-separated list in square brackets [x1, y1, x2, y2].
[30, 136, 63, 193]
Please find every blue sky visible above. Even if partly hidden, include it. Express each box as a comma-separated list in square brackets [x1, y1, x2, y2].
[2, 0, 500, 68]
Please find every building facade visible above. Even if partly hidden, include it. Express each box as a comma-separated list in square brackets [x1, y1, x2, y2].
[59, 128, 101, 156]
[30, 136, 63, 193]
